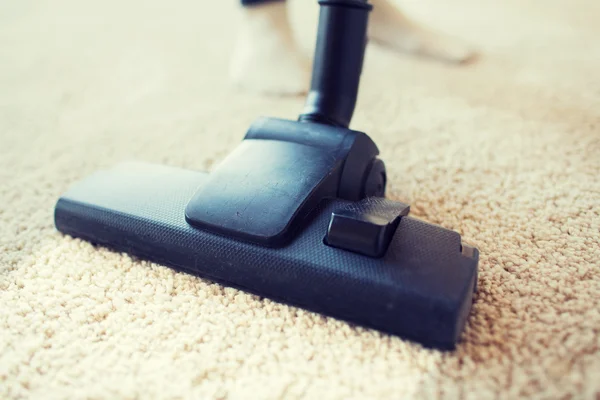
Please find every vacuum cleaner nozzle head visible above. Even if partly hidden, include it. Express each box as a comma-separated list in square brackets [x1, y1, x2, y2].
[55, 117, 478, 350]
[54, 0, 479, 349]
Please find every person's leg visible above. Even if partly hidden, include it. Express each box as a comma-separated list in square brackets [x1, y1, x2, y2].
[230, 0, 475, 96]
[240, 0, 278, 4]
[368, 0, 475, 64]
[230, 0, 310, 95]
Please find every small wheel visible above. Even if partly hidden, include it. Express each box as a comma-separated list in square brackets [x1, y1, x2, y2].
[362, 158, 386, 198]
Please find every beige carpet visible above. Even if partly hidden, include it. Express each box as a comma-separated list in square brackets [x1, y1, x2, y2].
[1, 0, 599, 398]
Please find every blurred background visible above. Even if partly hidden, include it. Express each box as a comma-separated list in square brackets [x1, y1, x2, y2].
[2, 0, 598, 177]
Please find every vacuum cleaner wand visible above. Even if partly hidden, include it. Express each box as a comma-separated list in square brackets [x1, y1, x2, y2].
[54, 0, 478, 349]
[300, 0, 371, 127]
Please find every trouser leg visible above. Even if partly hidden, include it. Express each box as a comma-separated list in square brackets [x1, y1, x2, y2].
[241, 0, 285, 6]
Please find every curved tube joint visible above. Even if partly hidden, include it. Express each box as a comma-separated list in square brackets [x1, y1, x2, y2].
[299, 0, 372, 128]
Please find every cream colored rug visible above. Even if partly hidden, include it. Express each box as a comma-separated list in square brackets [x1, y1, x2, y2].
[1, 0, 599, 398]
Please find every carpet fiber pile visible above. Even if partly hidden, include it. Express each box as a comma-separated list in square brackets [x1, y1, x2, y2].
[1, 0, 599, 398]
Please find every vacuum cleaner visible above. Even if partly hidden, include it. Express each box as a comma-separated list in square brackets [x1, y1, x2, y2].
[54, 0, 479, 349]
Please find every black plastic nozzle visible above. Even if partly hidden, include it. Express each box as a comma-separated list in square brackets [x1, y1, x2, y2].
[298, 0, 372, 128]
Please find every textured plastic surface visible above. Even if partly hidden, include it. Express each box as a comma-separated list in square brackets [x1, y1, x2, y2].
[326, 198, 410, 257]
[184, 118, 381, 246]
[55, 162, 478, 349]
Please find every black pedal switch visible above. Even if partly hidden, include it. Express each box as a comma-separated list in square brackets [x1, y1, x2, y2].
[325, 198, 410, 258]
